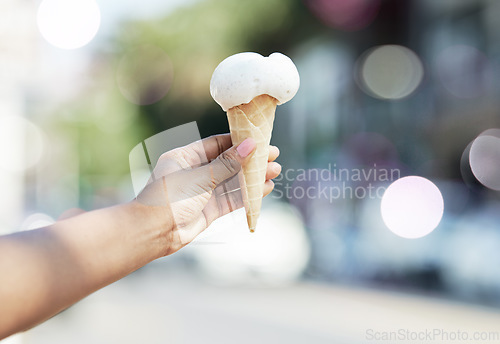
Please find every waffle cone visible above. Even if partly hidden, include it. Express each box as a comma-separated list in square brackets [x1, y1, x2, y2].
[227, 94, 278, 232]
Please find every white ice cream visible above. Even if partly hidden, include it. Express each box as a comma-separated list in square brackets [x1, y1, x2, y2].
[210, 52, 300, 111]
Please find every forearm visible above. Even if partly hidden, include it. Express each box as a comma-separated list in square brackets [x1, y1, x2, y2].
[0, 201, 169, 338]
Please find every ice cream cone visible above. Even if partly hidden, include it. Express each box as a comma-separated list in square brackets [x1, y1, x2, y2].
[227, 94, 278, 232]
[210, 52, 300, 232]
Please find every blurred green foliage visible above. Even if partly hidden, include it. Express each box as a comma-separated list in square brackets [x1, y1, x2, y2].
[112, 0, 320, 136]
[51, 0, 321, 204]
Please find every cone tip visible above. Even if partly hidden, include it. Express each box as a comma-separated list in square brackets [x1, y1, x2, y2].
[247, 215, 258, 233]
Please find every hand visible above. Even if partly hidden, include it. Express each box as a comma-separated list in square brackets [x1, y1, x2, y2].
[133, 134, 281, 256]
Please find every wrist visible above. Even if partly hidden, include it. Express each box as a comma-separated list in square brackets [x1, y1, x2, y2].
[125, 200, 174, 260]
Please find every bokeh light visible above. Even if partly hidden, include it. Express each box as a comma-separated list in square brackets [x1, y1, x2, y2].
[381, 176, 444, 239]
[436, 45, 491, 99]
[305, 0, 381, 31]
[0, 116, 45, 172]
[191, 203, 310, 285]
[37, 0, 101, 50]
[469, 128, 500, 191]
[357, 45, 424, 100]
[20, 213, 55, 231]
[116, 45, 174, 105]
[460, 140, 487, 192]
[0, 333, 23, 344]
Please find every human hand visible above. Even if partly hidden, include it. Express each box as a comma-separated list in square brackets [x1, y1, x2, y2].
[133, 134, 281, 256]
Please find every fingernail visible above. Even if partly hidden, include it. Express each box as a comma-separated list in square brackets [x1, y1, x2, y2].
[237, 138, 256, 158]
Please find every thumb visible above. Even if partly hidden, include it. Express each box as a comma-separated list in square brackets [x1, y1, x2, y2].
[198, 138, 256, 189]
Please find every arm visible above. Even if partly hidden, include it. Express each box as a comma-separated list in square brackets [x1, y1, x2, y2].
[0, 202, 166, 337]
[0, 134, 281, 338]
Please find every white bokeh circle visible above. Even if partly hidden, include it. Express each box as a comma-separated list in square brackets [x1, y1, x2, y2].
[21, 213, 55, 231]
[191, 203, 310, 285]
[37, 0, 101, 49]
[0, 116, 45, 172]
[381, 176, 444, 239]
[469, 129, 500, 191]
[358, 45, 424, 100]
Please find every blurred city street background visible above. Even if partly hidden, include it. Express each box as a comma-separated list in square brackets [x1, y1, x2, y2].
[2, 0, 500, 343]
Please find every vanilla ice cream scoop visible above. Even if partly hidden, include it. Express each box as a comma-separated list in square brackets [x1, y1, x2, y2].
[210, 52, 300, 232]
[210, 52, 300, 111]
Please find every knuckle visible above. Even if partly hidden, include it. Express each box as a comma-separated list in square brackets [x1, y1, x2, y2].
[218, 150, 240, 174]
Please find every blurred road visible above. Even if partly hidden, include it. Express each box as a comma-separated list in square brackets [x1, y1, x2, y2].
[12, 262, 500, 344]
